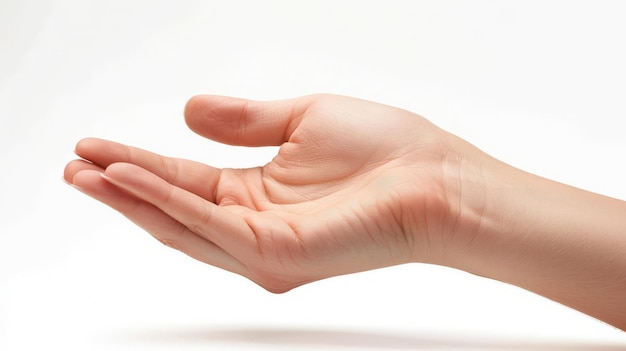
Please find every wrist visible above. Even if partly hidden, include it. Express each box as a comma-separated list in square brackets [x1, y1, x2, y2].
[439, 143, 626, 330]
[417, 135, 497, 268]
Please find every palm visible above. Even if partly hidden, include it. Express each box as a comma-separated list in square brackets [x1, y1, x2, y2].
[65, 95, 451, 292]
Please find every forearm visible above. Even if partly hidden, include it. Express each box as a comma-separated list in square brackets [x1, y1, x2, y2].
[448, 151, 626, 330]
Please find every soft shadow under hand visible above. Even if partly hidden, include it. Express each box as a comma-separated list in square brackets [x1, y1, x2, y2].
[118, 326, 626, 350]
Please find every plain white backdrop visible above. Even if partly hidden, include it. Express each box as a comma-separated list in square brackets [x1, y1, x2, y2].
[1, 1, 626, 350]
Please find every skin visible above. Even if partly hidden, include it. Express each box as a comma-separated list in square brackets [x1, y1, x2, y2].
[64, 94, 626, 331]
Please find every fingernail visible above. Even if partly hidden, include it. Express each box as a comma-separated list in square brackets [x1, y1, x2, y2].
[100, 172, 119, 186]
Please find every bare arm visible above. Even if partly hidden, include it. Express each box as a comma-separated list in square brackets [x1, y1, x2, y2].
[444, 147, 626, 330]
[64, 94, 626, 330]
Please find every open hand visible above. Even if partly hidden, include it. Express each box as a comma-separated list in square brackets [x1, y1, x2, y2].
[64, 94, 473, 292]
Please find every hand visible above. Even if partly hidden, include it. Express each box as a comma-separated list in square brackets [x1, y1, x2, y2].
[64, 94, 481, 292]
[64, 94, 626, 330]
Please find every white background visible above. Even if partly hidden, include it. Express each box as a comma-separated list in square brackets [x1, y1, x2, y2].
[1, 1, 626, 350]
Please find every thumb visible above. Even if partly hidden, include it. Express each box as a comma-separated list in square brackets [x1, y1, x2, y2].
[184, 95, 312, 147]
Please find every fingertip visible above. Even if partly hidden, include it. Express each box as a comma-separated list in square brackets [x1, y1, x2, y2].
[102, 161, 131, 178]
[184, 94, 238, 143]
[63, 159, 98, 184]
[70, 168, 108, 194]
[183, 95, 198, 116]
[74, 137, 100, 156]
[99, 163, 136, 193]
[184, 94, 213, 121]
[184, 94, 206, 107]
[63, 160, 79, 184]
[75, 136, 94, 148]
[101, 162, 150, 190]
